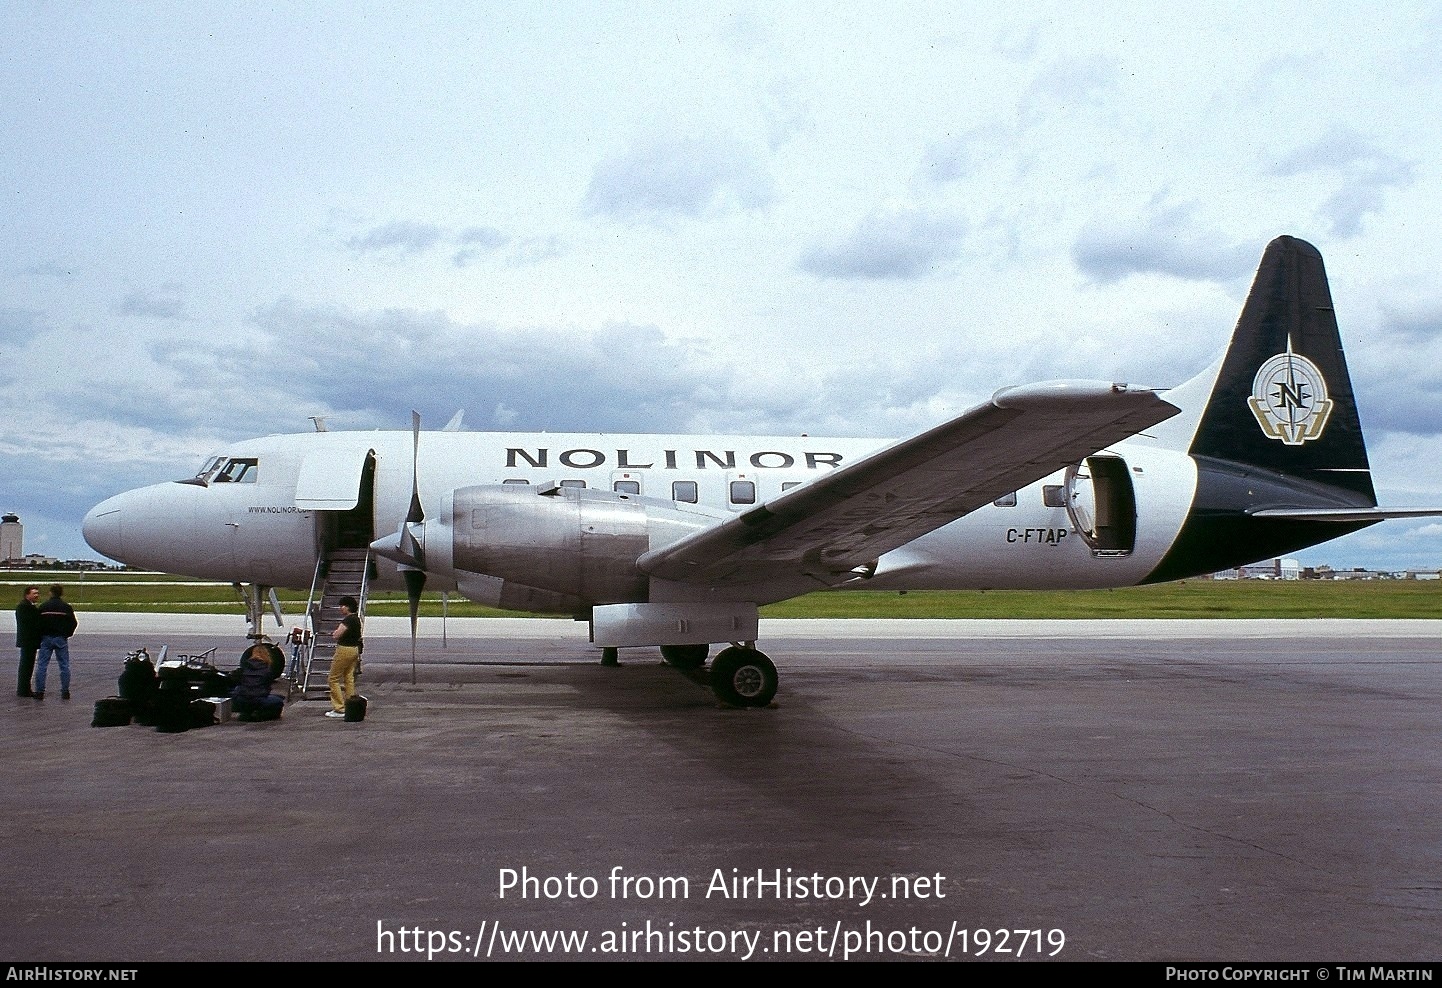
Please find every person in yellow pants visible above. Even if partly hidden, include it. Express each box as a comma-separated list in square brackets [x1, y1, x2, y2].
[326, 596, 362, 719]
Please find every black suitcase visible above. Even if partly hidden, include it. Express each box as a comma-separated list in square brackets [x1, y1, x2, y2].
[91, 696, 132, 728]
[153, 681, 192, 733]
[344, 694, 368, 722]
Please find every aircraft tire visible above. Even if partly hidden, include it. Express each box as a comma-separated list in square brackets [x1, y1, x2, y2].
[709, 646, 777, 708]
[660, 644, 709, 669]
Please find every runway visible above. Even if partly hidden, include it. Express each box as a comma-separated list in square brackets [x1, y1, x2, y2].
[3, 617, 1439, 962]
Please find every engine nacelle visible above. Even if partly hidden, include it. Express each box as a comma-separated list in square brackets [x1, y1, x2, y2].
[449, 484, 712, 604]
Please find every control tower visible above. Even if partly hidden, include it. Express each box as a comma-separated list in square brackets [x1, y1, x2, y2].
[0, 513, 20, 562]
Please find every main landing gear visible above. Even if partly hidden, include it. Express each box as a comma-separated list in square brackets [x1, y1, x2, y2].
[707, 645, 778, 708]
[602, 642, 778, 708]
[659, 641, 778, 707]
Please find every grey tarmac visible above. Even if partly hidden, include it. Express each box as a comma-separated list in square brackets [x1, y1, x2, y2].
[2, 616, 1439, 962]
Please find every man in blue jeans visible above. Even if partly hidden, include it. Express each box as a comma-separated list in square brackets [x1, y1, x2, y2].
[34, 585, 78, 701]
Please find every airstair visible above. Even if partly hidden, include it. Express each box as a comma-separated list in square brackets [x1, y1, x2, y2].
[297, 547, 370, 699]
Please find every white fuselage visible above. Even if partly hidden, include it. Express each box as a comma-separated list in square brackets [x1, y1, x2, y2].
[82, 428, 1199, 601]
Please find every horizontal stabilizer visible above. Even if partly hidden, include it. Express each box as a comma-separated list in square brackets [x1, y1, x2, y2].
[1248, 506, 1442, 522]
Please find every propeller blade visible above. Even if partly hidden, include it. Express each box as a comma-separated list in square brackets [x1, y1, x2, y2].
[403, 568, 426, 636]
[403, 566, 425, 686]
[401, 410, 427, 686]
[407, 410, 424, 525]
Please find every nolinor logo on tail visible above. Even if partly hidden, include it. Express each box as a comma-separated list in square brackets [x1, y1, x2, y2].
[1247, 339, 1334, 446]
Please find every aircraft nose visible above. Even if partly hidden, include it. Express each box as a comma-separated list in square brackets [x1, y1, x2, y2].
[82, 494, 126, 561]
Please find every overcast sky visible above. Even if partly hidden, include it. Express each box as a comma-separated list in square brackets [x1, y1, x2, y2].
[4, 2, 1442, 571]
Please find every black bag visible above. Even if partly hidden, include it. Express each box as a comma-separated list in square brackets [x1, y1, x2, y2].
[344, 694, 368, 722]
[91, 696, 132, 728]
[153, 680, 193, 733]
[188, 698, 216, 729]
[118, 649, 158, 717]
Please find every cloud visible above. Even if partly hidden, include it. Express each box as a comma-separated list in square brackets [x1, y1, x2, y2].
[451, 226, 508, 267]
[117, 297, 973, 444]
[340, 220, 558, 268]
[1376, 300, 1442, 344]
[1347, 302, 1442, 436]
[0, 306, 44, 344]
[798, 209, 968, 280]
[1270, 129, 1415, 238]
[1072, 202, 1255, 284]
[451, 228, 562, 268]
[500, 235, 563, 266]
[916, 123, 1012, 187]
[347, 220, 447, 255]
[22, 261, 78, 279]
[113, 284, 192, 321]
[164, 302, 733, 435]
[585, 134, 774, 223]
[1017, 55, 1119, 124]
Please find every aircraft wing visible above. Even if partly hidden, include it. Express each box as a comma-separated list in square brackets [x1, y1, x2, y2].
[638, 381, 1179, 590]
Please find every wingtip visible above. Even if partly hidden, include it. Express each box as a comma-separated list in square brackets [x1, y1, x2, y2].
[992, 380, 1162, 409]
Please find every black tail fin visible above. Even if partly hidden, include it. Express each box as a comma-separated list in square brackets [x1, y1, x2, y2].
[1188, 235, 1376, 502]
[1143, 237, 1383, 583]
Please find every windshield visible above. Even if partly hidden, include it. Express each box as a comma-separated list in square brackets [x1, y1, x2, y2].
[211, 457, 259, 483]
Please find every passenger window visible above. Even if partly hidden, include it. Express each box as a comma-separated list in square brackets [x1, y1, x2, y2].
[781, 481, 802, 491]
[1043, 485, 1066, 508]
[613, 480, 640, 495]
[672, 481, 698, 503]
[993, 492, 1017, 507]
[502, 479, 529, 485]
[559, 479, 586, 489]
[729, 480, 756, 505]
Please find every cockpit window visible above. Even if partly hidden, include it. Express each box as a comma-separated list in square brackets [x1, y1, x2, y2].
[194, 456, 224, 482]
[212, 457, 259, 483]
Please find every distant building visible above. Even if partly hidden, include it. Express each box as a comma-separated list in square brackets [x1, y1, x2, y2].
[0, 513, 20, 562]
[1216, 558, 1302, 580]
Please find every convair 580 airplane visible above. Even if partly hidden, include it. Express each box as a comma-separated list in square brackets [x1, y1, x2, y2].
[82, 237, 1439, 706]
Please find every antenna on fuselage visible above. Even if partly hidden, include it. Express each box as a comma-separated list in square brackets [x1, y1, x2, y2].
[309, 416, 328, 433]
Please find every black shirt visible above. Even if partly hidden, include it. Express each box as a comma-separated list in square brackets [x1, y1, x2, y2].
[337, 613, 362, 647]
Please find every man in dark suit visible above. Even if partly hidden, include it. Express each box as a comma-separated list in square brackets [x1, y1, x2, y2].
[14, 585, 40, 697]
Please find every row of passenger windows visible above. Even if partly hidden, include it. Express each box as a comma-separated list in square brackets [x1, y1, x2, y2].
[995, 486, 1068, 508]
[1042, 485, 1067, 508]
[502, 476, 1064, 508]
[501, 477, 805, 505]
